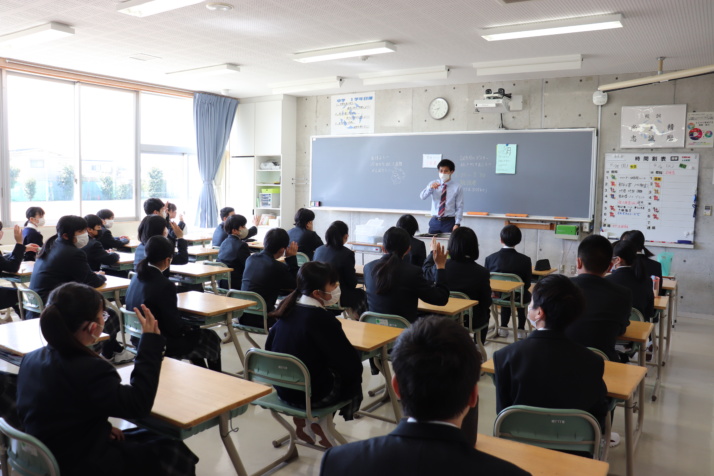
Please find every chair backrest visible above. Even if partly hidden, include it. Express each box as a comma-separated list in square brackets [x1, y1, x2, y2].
[203, 261, 231, 293]
[449, 291, 473, 329]
[656, 252, 673, 277]
[629, 308, 644, 322]
[226, 290, 270, 332]
[494, 405, 602, 460]
[17, 288, 45, 315]
[0, 417, 60, 476]
[490, 272, 525, 306]
[120, 307, 143, 339]
[295, 252, 310, 267]
[587, 347, 610, 361]
[359, 311, 411, 329]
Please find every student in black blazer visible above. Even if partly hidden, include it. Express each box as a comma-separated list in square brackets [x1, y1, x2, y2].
[607, 240, 654, 321]
[396, 214, 426, 267]
[126, 236, 222, 371]
[566, 235, 631, 361]
[17, 282, 198, 476]
[212, 206, 234, 247]
[313, 220, 366, 314]
[82, 214, 120, 272]
[241, 228, 299, 327]
[621, 230, 665, 295]
[493, 274, 609, 431]
[288, 208, 324, 260]
[485, 225, 533, 336]
[166, 202, 186, 243]
[133, 215, 188, 270]
[364, 227, 449, 323]
[0, 222, 38, 314]
[22, 206, 45, 261]
[97, 209, 130, 250]
[217, 214, 251, 289]
[266, 262, 363, 448]
[320, 316, 530, 476]
[424, 226, 492, 343]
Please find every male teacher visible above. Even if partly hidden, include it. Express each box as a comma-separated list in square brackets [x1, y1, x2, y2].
[420, 159, 463, 234]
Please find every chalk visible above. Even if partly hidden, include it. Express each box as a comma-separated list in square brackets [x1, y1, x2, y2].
[554, 216, 568, 220]
[506, 213, 529, 217]
[466, 212, 489, 216]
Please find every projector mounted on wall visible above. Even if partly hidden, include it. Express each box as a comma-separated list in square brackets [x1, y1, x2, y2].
[474, 89, 523, 113]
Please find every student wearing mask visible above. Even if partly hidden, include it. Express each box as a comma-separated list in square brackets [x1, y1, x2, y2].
[212, 207, 257, 247]
[364, 227, 449, 323]
[22, 206, 45, 261]
[133, 215, 188, 270]
[288, 208, 324, 260]
[97, 209, 130, 250]
[17, 282, 198, 476]
[82, 214, 120, 272]
[607, 240, 655, 322]
[396, 214, 426, 267]
[419, 159, 463, 234]
[266, 262, 363, 448]
[0, 221, 39, 317]
[217, 214, 251, 289]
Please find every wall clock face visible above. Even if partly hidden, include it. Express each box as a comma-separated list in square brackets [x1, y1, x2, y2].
[429, 97, 449, 120]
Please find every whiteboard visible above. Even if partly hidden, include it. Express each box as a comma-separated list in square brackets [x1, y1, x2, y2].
[601, 153, 698, 244]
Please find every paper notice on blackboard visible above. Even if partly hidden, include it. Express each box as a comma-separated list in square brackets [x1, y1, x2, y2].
[422, 154, 442, 168]
[495, 144, 517, 174]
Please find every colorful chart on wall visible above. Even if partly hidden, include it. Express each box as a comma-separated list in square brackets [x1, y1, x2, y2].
[685, 112, 714, 148]
[601, 153, 699, 245]
[620, 104, 687, 148]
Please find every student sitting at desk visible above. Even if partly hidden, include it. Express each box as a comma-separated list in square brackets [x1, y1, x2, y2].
[396, 214, 426, 267]
[266, 262, 363, 448]
[166, 202, 186, 243]
[241, 228, 299, 327]
[288, 208, 324, 260]
[217, 214, 251, 289]
[133, 215, 188, 271]
[22, 206, 45, 261]
[364, 227, 449, 323]
[424, 226, 492, 344]
[608, 240, 654, 322]
[97, 209, 130, 250]
[82, 214, 120, 272]
[17, 282, 198, 476]
[621, 229, 665, 295]
[493, 274, 609, 432]
[485, 224, 532, 339]
[0, 221, 39, 317]
[212, 207, 258, 247]
[126, 236, 222, 371]
[320, 316, 530, 476]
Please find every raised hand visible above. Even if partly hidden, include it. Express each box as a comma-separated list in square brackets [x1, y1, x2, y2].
[134, 304, 161, 335]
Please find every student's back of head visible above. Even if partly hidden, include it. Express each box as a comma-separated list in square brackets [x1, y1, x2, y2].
[264, 228, 290, 255]
[531, 274, 585, 332]
[577, 235, 612, 275]
[143, 198, 165, 216]
[620, 229, 653, 257]
[373, 227, 411, 294]
[448, 226, 479, 261]
[138, 215, 168, 244]
[612, 239, 648, 281]
[325, 220, 348, 248]
[392, 316, 480, 421]
[500, 224, 522, 247]
[271, 261, 338, 319]
[96, 209, 114, 221]
[137, 235, 174, 279]
[219, 207, 235, 221]
[396, 214, 419, 237]
[293, 208, 315, 228]
[38, 215, 87, 259]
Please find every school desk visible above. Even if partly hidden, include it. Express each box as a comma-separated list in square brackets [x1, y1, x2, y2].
[246, 241, 264, 250]
[181, 233, 213, 246]
[487, 279, 524, 344]
[418, 297, 478, 323]
[531, 267, 557, 277]
[176, 291, 255, 367]
[0, 261, 34, 319]
[101, 252, 135, 271]
[661, 278, 677, 357]
[482, 358, 647, 476]
[169, 262, 233, 293]
[347, 242, 384, 265]
[476, 434, 609, 476]
[186, 245, 219, 262]
[652, 295, 669, 402]
[118, 239, 141, 252]
[118, 357, 271, 476]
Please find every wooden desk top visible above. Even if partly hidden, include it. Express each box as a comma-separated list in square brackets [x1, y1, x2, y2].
[5, 261, 34, 276]
[118, 358, 271, 429]
[177, 291, 254, 317]
[619, 321, 654, 344]
[418, 297, 478, 315]
[181, 234, 213, 243]
[490, 279, 523, 293]
[476, 434, 609, 476]
[114, 252, 135, 264]
[661, 278, 676, 291]
[97, 275, 131, 293]
[0, 318, 108, 358]
[186, 245, 219, 256]
[170, 263, 233, 277]
[355, 264, 364, 276]
[340, 319, 403, 353]
[654, 295, 669, 310]
[532, 268, 557, 276]
[482, 359, 646, 401]
[124, 240, 141, 249]
[247, 241, 264, 249]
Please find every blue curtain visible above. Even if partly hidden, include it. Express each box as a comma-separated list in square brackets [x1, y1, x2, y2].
[193, 92, 238, 228]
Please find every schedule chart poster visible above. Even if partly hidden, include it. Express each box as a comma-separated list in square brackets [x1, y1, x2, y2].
[602, 153, 699, 244]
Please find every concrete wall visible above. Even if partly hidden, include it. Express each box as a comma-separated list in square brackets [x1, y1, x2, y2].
[295, 73, 714, 317]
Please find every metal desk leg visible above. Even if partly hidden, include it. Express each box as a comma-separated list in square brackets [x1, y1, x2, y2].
[112, 290, 126, 346]
[665, 288, 675, 358]
[12, 282, 23, 320]
[380, 345, 403, 422]
[510, 289, 519, 342]
[625, 396, 636, 476]
[651, 308, 665, 402]
[225, 311, 246, 368]
[219, 413, 248, 476]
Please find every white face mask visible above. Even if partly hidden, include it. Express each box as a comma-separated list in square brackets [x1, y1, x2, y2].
[439, 172, 451, 182]
[104, 220, 114, 229]
[75, 232, 89, 248]
[37, 217, 46, 227]
[238, 227, 249, 239]
[321, 285, 341, 307]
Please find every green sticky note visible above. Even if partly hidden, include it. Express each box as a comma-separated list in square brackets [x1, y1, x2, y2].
[496, 144, 517, 174]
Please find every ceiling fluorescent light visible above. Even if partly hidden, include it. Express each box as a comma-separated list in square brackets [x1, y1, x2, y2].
[293, 41, 396, 63]
[0, 22, 74, 47]
[473, 54, 582, 76]
[167, 63, 240, 77]
[269, 77, 343, 94]
[599, 64, 714, 92]
[359, 65, 449, 85]
[479, 13, 622, 41]
[117, 0, 204, 17]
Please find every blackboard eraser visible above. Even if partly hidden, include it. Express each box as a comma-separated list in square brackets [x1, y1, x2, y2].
[506, 213, 529, 217]
[466, 212, 489, 216]
[677, 240, 692, 244]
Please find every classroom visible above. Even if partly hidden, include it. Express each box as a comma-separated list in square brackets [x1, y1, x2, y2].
[0, 1, 713, 475]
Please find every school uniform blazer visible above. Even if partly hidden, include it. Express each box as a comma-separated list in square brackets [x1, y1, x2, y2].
[607, 266, 655, 321]
[17, 333, 165, 476]
[218, 234, 251, 287]
[565, 273, 632, 361]
[403, 236, 427, 267]
[364, 254, 449, 322]
[241, 251, 299, 312]
[133, 238, 189, 270]
[167, 220, 186, 243]
[485, 248, 533, 302]
[29, 240, 107, 305]
[266, 303, 362, 405]
[22, 227, 43, 261]
[319, 420, 531, 476]
[313, 244, 362, 309]
[212, 223, 228, 247]
[82, 237, 120, 272]
[98, 226, 129, 250]
[288, 226, 324, 260]
[636, 254, 665, 295]
[423, 254, 492, 329]
[493, 329, 609, 430]
[0, 243, 24, 274]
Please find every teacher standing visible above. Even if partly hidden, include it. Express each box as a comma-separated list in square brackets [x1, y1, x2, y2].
[419, 159, 463, 234]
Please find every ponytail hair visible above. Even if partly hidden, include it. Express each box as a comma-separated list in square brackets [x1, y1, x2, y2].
[612, 240, 648, 281]
[37, 215, 87, 259]
[24, 206, 45, 226]
[270, 261, 338, 320]
[137, 235, 174, 279]
[39, 282, 105, 357]
[621, 229, 654, 258]
[138, 215, 168, 245]
[325, 220, 348, 248]
[374, 227, 411, 294]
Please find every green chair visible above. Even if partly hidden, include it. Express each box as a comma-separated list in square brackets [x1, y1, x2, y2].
[295, 252, 310, 268]
[488, 272, 526, 343]
[17, 288, 44, 319]
[450, 291, 488, 362]
[244, 349, 349, 475]
[494, 405, 604, 460]
[202, 261, 231, 294]
[226, 290, 270, 367]
[120, 307, 143, 354]
[0, 417, 60, 476]
[587, 347, 615, 461]
[617, 308, 645, 363]
[587, 347, 610, 361]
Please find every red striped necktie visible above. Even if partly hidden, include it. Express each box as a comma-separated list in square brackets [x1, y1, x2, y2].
[438, 183, 447, 217]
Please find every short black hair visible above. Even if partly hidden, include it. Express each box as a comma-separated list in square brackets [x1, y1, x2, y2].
[448, 226, 479, 261]
[84, 214, 103, 229]
[224, 214, 247, 235]
[396, 214, 419, 237]
[325, 220, 348, 248]
[612, 239, 637, 265]
[294, 208, 315, 228]
[166, 202, 177, 212]
[531, 274, 585, 332]
[143, 198, 164, 215]
[437, 159, 455, 172]
[138, 215, 168, 245]
[264, 228, 290, 255]
[500, 224, 522, 247]
[392, 316, 480, 421]
[219, 207, 235, 221]
[620, 229, 653, 257]
[577, 235, 613, 274]
[96, 209, 114, 220]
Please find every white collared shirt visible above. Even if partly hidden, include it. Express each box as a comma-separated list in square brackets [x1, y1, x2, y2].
[26, 223, 39, 230]
[406, 417, 459, 429]
[297, 294, 324, 309]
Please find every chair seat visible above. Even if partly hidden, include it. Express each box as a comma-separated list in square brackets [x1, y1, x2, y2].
[252, 391, 350, 420]
[233, 323, 268, 334]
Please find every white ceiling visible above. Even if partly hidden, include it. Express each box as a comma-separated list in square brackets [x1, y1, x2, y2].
[1, 0, 713, 98]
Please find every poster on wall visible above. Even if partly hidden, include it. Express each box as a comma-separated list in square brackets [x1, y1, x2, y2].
[331, 92, 375, 135]
[620, 104, 687, 148]
[685, 112, 714, 148]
